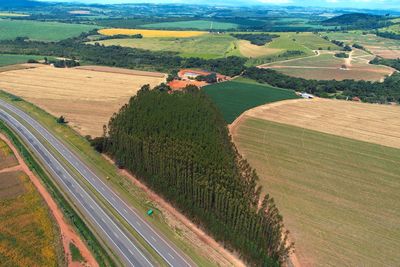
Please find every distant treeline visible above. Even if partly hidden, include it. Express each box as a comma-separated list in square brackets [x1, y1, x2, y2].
[96, 86, 293, 266]
[371, 57, 400, 71]
[244, 67, 400, 103]
[231, 33, 279, 46]
[93, 34, 143, 41]
[2, 32, 400, 104]
[376, 31, 400, 40]
[0, 33, 246, 77]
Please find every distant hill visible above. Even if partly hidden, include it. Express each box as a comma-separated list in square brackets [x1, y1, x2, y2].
[323, 13, 383, 25]
[322, 13, 393, 29]
[0, 0, 45, 8]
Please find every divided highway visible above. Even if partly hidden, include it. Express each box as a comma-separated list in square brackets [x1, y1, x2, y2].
[0, 99, 192, 267]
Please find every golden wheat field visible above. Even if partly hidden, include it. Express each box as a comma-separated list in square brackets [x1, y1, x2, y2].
[98, 28, 207, 38]
[0, 65, 166, 137]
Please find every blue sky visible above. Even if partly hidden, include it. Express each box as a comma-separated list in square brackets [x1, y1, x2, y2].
[39, 0, 400, 10]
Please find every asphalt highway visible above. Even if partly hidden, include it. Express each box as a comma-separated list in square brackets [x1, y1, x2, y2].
[0, 100, 192, 267]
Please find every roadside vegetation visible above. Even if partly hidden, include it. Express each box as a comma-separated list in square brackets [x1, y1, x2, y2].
[0, 121, 116, 267]
[0, 171, 61, 266]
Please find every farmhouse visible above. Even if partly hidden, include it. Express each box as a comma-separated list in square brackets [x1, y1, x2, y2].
[168, 69, 230, 90]
[178, 69, 230, 82]
[299, 92, 314, 99]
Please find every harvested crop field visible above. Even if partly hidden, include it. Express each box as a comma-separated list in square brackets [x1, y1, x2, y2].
[75, 65, 166, 77]
[0, 170, 60, 266]
[237, 40, 282, 58]
[324, 32, 400, 59]
[98, 28, 207, 38]
[241, 98, 400, 149]
[0, 65, 166, 137]
[264, 50, 394, 81]
[232, 118, 400, 267]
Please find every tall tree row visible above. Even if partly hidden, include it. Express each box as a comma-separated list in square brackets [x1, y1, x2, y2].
[103, 86, 293, 266]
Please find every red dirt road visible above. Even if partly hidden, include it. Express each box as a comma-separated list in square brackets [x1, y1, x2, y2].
[0, 133, 98, 267]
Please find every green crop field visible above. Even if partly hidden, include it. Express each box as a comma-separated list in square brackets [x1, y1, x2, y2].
[0, 54, 46, 67]
[0, 19, 97, 41]
[91, 34, 240, 59]
[141, 20, 238, 30]
[233, 118, 400, 267]
[203, 78, 298, 123]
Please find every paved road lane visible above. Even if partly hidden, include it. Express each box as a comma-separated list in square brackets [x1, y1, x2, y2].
[0, 108, 154, 267]
[0, 100, 193, 267]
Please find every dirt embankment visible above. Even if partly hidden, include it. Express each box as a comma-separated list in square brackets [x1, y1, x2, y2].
[0, 133, 97, 267]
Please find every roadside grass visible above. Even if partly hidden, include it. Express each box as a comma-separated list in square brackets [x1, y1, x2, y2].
[203, 78, 299, 123]
[90, 34, 238, 59]
[0, 121, 117, 267]
[0, 91, 216, 266]
[0, 54, 46, 67]
[141, 20, 238, 30]
[0, 19, 97, 41]
[70, 242, 85, 263]
[0, 171, 61, 266]
[233, 118, 400, 267]
[0, 139, 18, 170]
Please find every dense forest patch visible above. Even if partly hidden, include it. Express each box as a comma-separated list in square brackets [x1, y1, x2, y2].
[99, 86, 293, 266]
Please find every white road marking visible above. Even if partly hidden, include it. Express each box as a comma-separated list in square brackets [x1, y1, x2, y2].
[168, 253, 175, 259]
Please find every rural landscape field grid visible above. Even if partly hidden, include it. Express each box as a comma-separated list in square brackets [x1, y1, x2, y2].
[0, 1, 400, 267]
